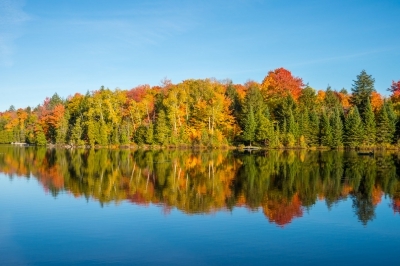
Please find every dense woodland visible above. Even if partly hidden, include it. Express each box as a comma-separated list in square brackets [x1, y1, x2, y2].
[1, 68, 400, 149]
[1, 147, 399, 226]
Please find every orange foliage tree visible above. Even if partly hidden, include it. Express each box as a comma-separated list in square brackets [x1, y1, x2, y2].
[260, 67, 304, 102]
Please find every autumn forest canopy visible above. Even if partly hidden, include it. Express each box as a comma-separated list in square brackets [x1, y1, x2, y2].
[1, 67, 400, 148]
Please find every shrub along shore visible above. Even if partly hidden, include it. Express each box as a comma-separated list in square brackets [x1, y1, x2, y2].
[1, 68, 400, 150]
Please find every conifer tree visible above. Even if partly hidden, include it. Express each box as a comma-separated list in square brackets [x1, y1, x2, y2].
[307, 110, 320, 147]
[287, 109, 298, 138]
[350, 70, 376, 120]
[385, 101, 397, 142]
[256, 109, 272, 146]
[324, 86, 340, 111]
[330, 108, 343, 148]
[298, 109, 309, 146]
[344, 106, 363, 148]
[243, 106, 256, 146]
[376, 102, 395, 145]
[320, 110, 332, 147]
[363, 98, 376, 146]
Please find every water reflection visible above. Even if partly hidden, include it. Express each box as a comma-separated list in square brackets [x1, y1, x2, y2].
[1, 146, 400, 226]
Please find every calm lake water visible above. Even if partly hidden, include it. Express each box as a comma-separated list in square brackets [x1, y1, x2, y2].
[1, 146, 400, 265]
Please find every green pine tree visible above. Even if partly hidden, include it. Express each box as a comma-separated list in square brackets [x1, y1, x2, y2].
[307, 110, 320, 147]
[350, 70, 376, 120]
[243, 106, 256, 146]
[363, 98, 376, 146]
[376, 103, 394, 145]
[385, 101, 397, 143]
[344, 106, 363, 148]
[330, 108, 343, 148]
[320, 110, 332, 147]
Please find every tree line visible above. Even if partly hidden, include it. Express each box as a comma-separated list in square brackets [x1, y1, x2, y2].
[1, 68, 400, 148]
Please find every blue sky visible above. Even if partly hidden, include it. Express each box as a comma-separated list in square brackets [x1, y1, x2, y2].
[0, 0, 399, 111]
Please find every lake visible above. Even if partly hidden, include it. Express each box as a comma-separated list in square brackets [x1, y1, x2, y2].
[1, 146, 399, 265]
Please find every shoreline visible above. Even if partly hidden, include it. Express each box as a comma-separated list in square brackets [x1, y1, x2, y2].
[4, 142, 400, 151]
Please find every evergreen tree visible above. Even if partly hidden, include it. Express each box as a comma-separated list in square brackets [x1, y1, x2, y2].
[255, 109, 272, 146]
[298, 86, 317, 112]
[307, 110, 320, 147]
[320, 110, 332, 147]
[287, 109, 298, 138]
[363, 98, 376, 146]
[240, 84, 264, 127]
[330, 108, 343, 148]
[385, 101, 397, 142]
[376, 103, 394, 145]
[350, 70, 376, 120]
[344, 107, 363, 148]
[243, 106, 256, 146]
[324, 86, 340, 111]
[298, 109, 310, 146]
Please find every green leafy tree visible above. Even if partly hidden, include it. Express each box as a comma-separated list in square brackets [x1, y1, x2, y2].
[155, 110, 170, 145]
[35, 125, 47, 145]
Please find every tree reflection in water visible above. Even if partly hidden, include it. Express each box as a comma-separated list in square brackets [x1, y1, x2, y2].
[1, 146, 400, 226]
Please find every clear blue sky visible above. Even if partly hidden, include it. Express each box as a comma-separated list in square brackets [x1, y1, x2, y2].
[1, 0, 399, 111]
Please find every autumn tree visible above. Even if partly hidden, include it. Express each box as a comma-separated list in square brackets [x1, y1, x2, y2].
[260, 67, 304, 103]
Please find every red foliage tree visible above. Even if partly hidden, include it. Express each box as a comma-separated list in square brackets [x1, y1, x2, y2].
[261, 67, 304, 101]
[389, 80, 400, 102]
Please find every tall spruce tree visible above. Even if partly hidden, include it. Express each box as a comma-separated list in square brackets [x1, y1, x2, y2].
[256, 108, 273, 146]
[307, 110, 320, 147]
[376, 102, 395, 145]
[320, 110, 332, 147]
[331, 108, 343, 148]
[350, 70, 376, 120]
[243, 106, 256, 146]
[324, 86, 340, 111]
[385, 101, 397, 143]
[298, 109, 310, 145]
[363, 98, 376, 146]
[344, 106, 363, 148]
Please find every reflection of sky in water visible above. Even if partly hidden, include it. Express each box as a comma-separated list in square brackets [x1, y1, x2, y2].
[1, 175, 400, 265]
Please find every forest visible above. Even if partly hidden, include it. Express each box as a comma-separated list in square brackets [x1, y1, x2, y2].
[1, 68, 400, 149]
